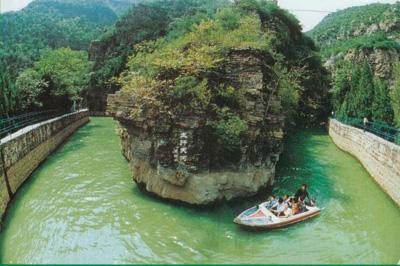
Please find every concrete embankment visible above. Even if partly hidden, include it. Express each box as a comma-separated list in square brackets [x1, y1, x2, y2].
[0, 110, 89, 218]
[329, 119, 400, 206]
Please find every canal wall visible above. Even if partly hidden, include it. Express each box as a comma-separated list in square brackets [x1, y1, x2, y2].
[329, 119, 400, 206]
[0, 158, 9, 219]
[0, 110, 89, 218]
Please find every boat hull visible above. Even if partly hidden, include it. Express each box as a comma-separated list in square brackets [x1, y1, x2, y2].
[234, 203, 321, 230]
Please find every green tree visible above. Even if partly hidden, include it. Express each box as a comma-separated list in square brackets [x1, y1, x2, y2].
[1, 0, 121, 79]
[391, 62, 400, 126]
[15, 48, 92, 111]
[352, 61, 374, 118]
[371, 77, 394, 123]
[333, 60, 375, 119]
[0, 63, 17, 117]
[15, 69, 48, 112]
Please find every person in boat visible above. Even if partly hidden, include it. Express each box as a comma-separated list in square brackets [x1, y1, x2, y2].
[283, 194, 290, 203]
[290, 198, 300, 215]
[294, 184, 310, 202]
[270, 197, 288, 217]
[278, 198, 295, 218]
[297, 197, 308, 213]
[265, 195, 277, 209]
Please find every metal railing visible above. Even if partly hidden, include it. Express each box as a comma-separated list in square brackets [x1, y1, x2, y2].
[335, 116, 400, 144]
[0, 110, 63, 139]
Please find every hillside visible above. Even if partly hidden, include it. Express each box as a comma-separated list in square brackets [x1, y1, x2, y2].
[106, 0, 330, 204]
[308, 3, 400, 125]
[86, 0, 229, 113]
[308, 2, 400, 59]
[0, 0, 134, 78]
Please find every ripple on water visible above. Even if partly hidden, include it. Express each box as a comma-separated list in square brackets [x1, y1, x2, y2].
[0, 119, 399, 264]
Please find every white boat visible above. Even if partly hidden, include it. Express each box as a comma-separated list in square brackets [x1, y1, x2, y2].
[233, 201, 321, 230]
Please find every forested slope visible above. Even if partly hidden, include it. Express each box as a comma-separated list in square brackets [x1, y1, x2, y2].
[0, 0, 134, 78]
[0, 0, 135, 116]
[105, 0, 330, 204]
[87, 0, 228, 112]
[308, 3, 400, 126]
[308, 3, 400, 58]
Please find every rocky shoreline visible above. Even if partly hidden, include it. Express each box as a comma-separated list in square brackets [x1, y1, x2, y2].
[107, 49, 285, 205]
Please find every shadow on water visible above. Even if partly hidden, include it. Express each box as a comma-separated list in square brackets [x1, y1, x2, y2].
[126, 128, 336, 227]
[49, 121, 104, 156]
[274, 128, 339, 206]
[2, 118, 399, 264]
[0, 121, 100, 230]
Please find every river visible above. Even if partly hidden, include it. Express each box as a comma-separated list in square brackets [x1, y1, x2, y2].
[0, 117, 399, 264]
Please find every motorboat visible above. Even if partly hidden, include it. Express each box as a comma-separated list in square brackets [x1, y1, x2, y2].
[234, 201, 321, 230]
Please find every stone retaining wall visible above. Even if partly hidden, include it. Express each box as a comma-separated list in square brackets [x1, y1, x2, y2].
[329, 119, 400, 206]
[0, 110, 89, 218]
[0, 158, 9, 218]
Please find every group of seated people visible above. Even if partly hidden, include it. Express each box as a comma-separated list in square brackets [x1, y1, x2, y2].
[265, 184, 314, 218]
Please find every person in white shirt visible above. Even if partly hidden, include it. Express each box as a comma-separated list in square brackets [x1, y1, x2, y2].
[270, 198, 288, 217]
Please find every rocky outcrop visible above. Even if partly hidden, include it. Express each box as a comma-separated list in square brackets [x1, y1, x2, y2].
[108, 50, 284, 205]
[335, 19, 400, 43]
[325, 48, 399, 80]
[86, 39, 121, 115]
[309, 3, 400, 48]
[344, 48, 399, 79]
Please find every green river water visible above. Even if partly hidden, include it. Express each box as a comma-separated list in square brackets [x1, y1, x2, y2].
[0, 117, 399, 264]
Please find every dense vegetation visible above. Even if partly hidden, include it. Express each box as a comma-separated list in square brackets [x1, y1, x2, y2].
[319, 33, 400, 59]
[113, 0, 329, 151]
[0, 65, 17, 116]
[309, 2, 400, 126]
[87, 0, 229, 111]
[392, 62, 400, 126]
[0, 0, 126, 78]
[15, 48, 92, 112]
[331, 60, 394, 124]
[1, 48, 92, 117]
[308, 2, 400, 58]
[0, 0, 134, 117]
[2, 0, 330, 130]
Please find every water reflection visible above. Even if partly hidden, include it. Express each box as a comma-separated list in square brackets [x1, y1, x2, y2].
[0, 118, 399, 264]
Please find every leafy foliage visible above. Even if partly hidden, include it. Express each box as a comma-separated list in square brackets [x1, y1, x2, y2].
[308, 2, 400, 58]
[116, 0, 329, 152]
[0, 0, 124, 79]
[320, 33, 400, 59]
[15, 48, 92, 112]
[0, 63, 17, 117]
[331, 60, 394, 124]
[391, 62, 400, 126]
[206, 108, 248, 152]
[371, 77, 394, 123]
[15, 69, 49, 112]
[310, 2, 399, 126]
[87, 0, 230, 111]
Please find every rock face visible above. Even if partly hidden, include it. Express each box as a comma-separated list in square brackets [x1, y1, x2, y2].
[108, 50, 284, 205]
[309, 3, 400, 48]
[344, 48, 399, 80]
[310, 2, 400, 80]
[86, 40, 121, 115]
[325, 48, 399, 80]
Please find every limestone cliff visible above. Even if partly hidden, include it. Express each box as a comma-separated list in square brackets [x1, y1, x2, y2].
[106, 1, 329, 204]
[325, 48, 399, 81]
[108, 50, 283, 204]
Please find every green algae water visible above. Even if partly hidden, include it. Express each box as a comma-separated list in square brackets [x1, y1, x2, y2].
[0, 117, 399, 264]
